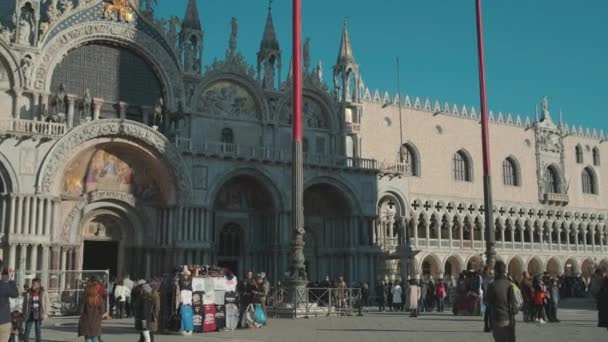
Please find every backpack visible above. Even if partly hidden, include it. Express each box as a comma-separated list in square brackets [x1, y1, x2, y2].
[436, 283, 446, 298]
[510, 283, 524, 313]
[470, 276, 481, 294]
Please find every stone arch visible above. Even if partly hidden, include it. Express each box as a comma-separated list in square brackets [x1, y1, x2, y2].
[444, 254, 464, 279]
[546, 257, 562, 277]
[466, 255, 484, 271]
[277, 87, 339, 131]
[377, 191, 407, 219]
[206, 166, 284, 211]
[502, 155, 522, 186]
[193, 72, 270, 121]
[0, 151, 18, 194]
[563, 257, 580, 275]
[33, 21, 183, 110]
[599, 259, 608, 273]
[527, 256, 544, 276]
[581, 258, 596, 278]
[453, 148, 474, 181]
[0, 38, 22, 89]
[36, 119, 193, 205]
[305, 176, 362, 214]
[508, 256, 525, 279]
[420, 253, 442, 279]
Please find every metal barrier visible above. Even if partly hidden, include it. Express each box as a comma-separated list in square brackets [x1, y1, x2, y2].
[14, 270, 110, 317]
[268, 287, 362, 318]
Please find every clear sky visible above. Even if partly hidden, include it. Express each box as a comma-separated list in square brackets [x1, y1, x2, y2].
[155, 0, 608, 131]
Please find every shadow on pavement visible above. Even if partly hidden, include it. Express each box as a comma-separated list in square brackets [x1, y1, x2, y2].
[318, 328, 480, 334]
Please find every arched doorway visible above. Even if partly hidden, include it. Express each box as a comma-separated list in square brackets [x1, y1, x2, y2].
[467, 255, 484, 272]
[444, 255, 463, 279]
[508, 257, 524, 281]
[547, 257, 561, 277]
[81, 211, 127, 277]
[217, 223, 244, 275]
[304, 182, 353, 282]
[214, 175, 276, 278]
[527, 257, 543, 276]
[564, 257, 580, 275]
[420, 255, 440, 280]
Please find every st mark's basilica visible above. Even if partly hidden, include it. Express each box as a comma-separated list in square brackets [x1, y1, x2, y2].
[0, 0, 607, 289]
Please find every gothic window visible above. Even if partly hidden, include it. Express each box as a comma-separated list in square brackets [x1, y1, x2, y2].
[400, 143, 420, 176]
[593, 147, 601, 166]
[545, 166, 560, 193]
[575, 145, 583, 164]
[218, 224, 242, 257]
[453, 150, 472, 182]
[502, 157, 520, 186]
[582, 167, 597, 194]
[221, 127, 234, 144]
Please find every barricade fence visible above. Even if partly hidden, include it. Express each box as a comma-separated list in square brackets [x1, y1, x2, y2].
[12, 270, 110, 317]
[268, 287, 362, 318]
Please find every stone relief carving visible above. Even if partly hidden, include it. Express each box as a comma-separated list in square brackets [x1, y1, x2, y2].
[196, 81, 259, 119]
[81, 88, 92, 121]
[103, 0, 135, 23]
[20, 149, 37, 175]
[17, 4, 36, 46]
[281, 97, 328, 129]
[38, 120, 193, 203]
[537, 128, 562, 154]
[20, 55, 33, 89]
[33, 21, 183, 110]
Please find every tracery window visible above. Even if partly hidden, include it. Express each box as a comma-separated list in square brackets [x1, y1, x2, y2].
[545, 166, 560, 193]
[400, 143, 420, 176]
[221, 127, 234, 144]
[593, 147, 600, 166]
[582, 167, 597, 194]
[502, 157, 520, 186]
[575, 145, 583, 164]
[453, 150, 472, 182]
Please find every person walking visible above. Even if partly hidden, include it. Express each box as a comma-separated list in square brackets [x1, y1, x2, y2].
[547, 278, 560, 323]
[408, 279, 421, 318]
[135, 283, 160, 342]
[435, 278, 447, 313]
[391, 282, 403, 312]
[113, 279, 129, 319]
[0, 264, 18, 342]
[22, 278, 48, 342]
[487, 260, 516, 342]
[482, 265, 494, 332]
[78, 277, 105, 342]
[597, 276, 608, 332]
[376, 281, 387, 312]
[122, 274, 135, 318]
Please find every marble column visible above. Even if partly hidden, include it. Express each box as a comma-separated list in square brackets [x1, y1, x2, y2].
[60, 248, 67, 289]
[36, 198, 43, 236]
[118, 101, 128, 120]
[41, 245, 50, 288]
[18, 244, 27, 288]
[43, 199, 51, 236]
[8, 244, 16, 271]
[22, 196, 30, 235]
[67, 95, 77, 128]
[8, 195, 16, 235]
[0, 195, 6, 235]
[29, 244, 38, 277]
[93, 98, 103, 120]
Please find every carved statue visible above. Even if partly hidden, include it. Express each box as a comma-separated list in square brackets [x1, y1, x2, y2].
[316, 60, 323, 82]
[104, 0, 134, 23]
[167, 16, 181, 49]
[81, 88, 92, 120]
[55, 83, 66, 114]
[59, 0, 74, 15]
[303, 37, 311, 71]
[183, 39, 194, 72]
[20, 55, 33, 88]
[153, 97, 164, 126]
[46, 0, 60, 23]
[17, 7, 35, 45]
[228, 17, 238, 55]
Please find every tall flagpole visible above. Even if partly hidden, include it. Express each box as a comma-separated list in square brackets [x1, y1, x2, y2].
[288, 0, 307, 293]
[475, 0, 496, 267]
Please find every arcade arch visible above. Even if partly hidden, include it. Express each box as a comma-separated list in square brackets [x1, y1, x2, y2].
[444, 255, 463, 279]
[546, 257, 561, 277]
[527, 257, 544, 276]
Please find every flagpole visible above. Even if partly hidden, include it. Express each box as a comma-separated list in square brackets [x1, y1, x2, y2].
[288, 0, 307, 296]
[475, 0, 496, 267]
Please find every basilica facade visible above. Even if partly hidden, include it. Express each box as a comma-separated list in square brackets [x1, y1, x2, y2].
[0, 0, 605, 288]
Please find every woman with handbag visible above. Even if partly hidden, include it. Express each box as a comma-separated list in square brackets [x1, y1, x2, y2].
[134, 283, 160, 342]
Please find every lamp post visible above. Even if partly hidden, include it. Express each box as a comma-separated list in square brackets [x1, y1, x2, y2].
[475, 0, 496, 267]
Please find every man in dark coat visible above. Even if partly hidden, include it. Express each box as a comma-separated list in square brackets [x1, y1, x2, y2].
[597, 276, 608, 331]
[0, 265, 18, 342]
[376, 281, 387, 312]
[487, 261, 516, 342]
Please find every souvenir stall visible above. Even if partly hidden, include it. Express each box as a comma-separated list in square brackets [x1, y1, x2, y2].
[161, 265, 239, 335]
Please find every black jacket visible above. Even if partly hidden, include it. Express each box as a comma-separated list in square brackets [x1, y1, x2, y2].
[487, 275, 515, 327]
[0, 280, 19, 324]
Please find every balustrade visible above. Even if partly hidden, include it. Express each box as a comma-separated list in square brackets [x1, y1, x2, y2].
[0, 118, 66, 138]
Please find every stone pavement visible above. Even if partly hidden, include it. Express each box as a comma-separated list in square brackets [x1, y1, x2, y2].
[41, 299, 604, 342]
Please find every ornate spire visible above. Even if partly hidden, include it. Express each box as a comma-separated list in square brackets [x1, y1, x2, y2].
[336, 17, 355, 66]
[540, 96, 553, 123]
[182, 0, 202, 31]
[259, 0, 280, 53]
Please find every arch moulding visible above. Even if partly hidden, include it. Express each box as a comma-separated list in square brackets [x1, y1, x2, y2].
[32, 21, 183, 109]
[36, 119, 193, 203]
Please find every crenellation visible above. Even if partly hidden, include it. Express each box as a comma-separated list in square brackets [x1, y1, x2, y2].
[414, 96, 421, 109]
[423, 98, 431, 111]
[452, 104, 459, 116]
[433, 100, 441, 113]
[461, 105, 468, 118]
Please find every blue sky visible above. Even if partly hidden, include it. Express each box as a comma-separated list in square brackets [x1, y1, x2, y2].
[155, 0, 608, 131]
